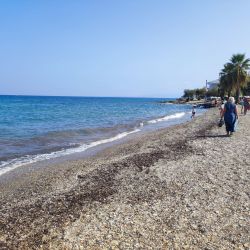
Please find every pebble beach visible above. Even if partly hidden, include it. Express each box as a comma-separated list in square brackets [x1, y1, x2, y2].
[0, 108, 249, 249]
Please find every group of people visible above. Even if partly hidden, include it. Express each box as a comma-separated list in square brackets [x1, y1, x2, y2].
[190, 96, 249, 136]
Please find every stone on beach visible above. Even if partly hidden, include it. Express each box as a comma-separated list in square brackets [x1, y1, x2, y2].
[0, 108, 249, 249]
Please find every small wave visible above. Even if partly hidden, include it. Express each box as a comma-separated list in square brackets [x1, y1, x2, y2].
[0, 112, 188, 176]
[147, 112, 185, 124]
[23, 123, 140, 145]
[0, 129, 140, 176]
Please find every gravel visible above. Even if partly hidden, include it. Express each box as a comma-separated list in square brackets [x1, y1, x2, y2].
[0, 108, 249, 249]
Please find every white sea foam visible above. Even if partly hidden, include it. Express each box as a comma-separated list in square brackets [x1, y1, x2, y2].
[147, 112, 185, 124]
[0, 112, 188, 177]
[0, 129, 140, 176]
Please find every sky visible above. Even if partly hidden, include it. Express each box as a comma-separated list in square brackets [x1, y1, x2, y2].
[0, 0, 250, 98]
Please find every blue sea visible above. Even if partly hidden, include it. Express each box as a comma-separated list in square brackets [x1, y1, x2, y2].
[0, 95, 198, 175]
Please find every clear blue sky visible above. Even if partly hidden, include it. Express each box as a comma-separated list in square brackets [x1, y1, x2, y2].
[0, 0, 250, 97]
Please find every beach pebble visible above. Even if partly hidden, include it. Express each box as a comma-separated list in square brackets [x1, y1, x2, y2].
[1, 108, 249, 249]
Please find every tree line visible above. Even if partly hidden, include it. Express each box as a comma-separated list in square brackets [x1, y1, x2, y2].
[183, 53, 250, 102]
[183, 87, 219, 100]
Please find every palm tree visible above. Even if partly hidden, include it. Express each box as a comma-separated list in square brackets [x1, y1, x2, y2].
[241, 75, 250, 96]
[219, 63, 235, 97]
[228, 54, 250, 102]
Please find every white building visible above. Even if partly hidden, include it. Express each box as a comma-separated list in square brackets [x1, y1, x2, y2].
[206, 79, 219, 90]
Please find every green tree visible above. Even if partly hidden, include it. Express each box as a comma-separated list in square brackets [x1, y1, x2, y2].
[241, 76, 250, 96]
[219, 63, 235, 97]
[228, 54, 250, 102]
[195, 88, 206, 99]
[206, 87, 219, 97]
[183, 89, 195, 99]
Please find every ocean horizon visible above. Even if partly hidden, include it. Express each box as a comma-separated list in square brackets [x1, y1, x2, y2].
[0, 95, 196, 175]
[0, 94, 178, 99]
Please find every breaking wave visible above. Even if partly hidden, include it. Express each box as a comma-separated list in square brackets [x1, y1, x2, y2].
[147, 112, 185, 124]
[0, 111, 188, 176]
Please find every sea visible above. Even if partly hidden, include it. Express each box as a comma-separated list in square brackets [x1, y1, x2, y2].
[0, 95, 201, 176]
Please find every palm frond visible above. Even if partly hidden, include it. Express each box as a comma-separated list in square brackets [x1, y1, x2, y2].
[231, 53, 245, 64]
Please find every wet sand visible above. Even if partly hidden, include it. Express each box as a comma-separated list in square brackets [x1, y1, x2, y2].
[0, 108, 249, 249]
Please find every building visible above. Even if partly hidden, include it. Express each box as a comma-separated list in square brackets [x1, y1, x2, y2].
[206, 79, 219, 90]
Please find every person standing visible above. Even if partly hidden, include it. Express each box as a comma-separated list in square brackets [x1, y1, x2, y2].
[221, 97, 238, 136]
[243, 97, 250, 115]
[239, 97, 244, 114]
[191, 106, 196, 118]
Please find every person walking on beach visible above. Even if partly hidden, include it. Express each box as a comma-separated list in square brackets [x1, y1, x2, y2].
[191, 106, 196, 118]
[243, 97, 250, 115]
[239, 97, 244, 114]
[221, 97, 238, 136]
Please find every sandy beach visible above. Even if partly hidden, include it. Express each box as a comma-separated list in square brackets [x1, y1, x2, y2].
[0, 108, 249, 249]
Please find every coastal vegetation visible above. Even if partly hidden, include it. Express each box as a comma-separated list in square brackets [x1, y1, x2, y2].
[183, 88, 206, 100]
[219, 53, 250, 102]
[182, 53, 250, 102]
[242, 79, 250, 96]
[183, 87, 218, 100]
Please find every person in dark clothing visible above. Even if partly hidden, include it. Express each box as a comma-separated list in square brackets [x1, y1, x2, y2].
[243, 97, 250, 115]
[191, 106, 196, 118]
[221, 97, 238, 136]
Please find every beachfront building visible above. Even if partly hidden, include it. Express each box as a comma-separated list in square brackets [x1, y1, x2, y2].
[206, 79, 219, 91]
[204, 79, 220, 99]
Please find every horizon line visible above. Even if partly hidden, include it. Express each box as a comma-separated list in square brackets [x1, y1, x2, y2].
[0, 94, 177, 99]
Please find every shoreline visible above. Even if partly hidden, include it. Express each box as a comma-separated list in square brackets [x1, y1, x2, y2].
[0, 108, 249, 249]
[0, 95, 188, 177]
[160, 99, 218, 109]
[0, 109, 200, 180]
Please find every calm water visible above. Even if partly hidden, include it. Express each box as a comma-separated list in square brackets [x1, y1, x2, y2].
[0, 95, 196, 175]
